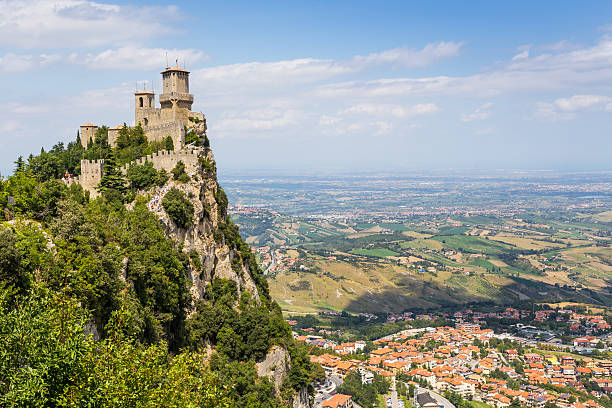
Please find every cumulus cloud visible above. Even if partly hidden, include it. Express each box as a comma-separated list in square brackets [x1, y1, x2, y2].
[0, 52, 61, 72]
[0, 0, 179, 49]
[192, 42, 463, 90]
[553, 94, 610, 111]
[213, 109, 303, 134]
[0, 47, 207, 72]
[533, 94, 612, 121]
[78, 47, 208, 70]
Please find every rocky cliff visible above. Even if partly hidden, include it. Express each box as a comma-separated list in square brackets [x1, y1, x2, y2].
[144, 140, 311, 407]
[149, 147, 260, 304]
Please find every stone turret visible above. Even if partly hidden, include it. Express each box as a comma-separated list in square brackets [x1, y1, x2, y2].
[80, 123, 98, 149]
[159, 66, 193, 112]
[79, 159, 104, 197]
[134, 90, 155, 128]
[108, 125, 123, 148]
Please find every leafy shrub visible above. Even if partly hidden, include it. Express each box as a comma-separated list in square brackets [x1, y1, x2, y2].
[199, 156, 215, 173]
[162, 188, 194, 228]
[171, 161, 190, 183]
[164, 136, 174, 151]
[214, 187, 228, 218]
[185, 128, 202, 145]
[126, 161, 158, 190]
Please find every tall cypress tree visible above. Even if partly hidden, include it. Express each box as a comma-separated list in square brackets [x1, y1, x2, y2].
[97, 150, 127, 197]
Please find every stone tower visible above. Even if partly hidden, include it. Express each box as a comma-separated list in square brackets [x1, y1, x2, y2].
[159, 66, 194, 118]
[80, 123, 98, 148]
[134, 89, 155, 127]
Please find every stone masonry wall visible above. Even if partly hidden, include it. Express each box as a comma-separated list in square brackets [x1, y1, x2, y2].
[143, 121, 186, 150]
[119, 148, 202, 175]
[79, 159, 104, 196]
[67, 148, 203, 197]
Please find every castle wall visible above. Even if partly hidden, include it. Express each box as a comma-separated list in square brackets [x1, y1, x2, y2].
[78, 159, 104, 197]
[143, 121, 186, 150]
[119, 148, 202, 176]
[69, 149, 204, 197]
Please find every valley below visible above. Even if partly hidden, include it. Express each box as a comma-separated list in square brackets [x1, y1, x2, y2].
[223, 170, 612, 314]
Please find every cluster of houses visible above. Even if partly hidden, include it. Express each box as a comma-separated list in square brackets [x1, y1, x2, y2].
[304, 324, 612, 408]
[251, 245, 298, 275]
[385, 307, 612, 341]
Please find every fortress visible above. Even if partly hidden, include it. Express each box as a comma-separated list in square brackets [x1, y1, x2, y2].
[72, 148, 204, 195]
[79, 65, 205, 150]
[69, 65, 208, 197]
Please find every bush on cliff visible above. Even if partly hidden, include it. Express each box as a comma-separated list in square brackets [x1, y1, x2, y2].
[126, 161, 168, 190]
[162, 187, 194, 228]
[171, 160, 190, 183]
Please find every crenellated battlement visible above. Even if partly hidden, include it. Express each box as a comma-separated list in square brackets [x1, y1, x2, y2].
[65, 147, 210, 197]
[119, 148, 203, 175]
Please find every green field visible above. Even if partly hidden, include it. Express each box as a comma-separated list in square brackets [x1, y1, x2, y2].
[431, 234, 514, 255]
[233, 203, 612, 313]
[350, 248, 399, 257]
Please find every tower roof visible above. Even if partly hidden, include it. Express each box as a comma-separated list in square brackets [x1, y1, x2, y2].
[135, 90, 155, 95]
[80, 123, 97, 127]
[161, 66, 190, 74]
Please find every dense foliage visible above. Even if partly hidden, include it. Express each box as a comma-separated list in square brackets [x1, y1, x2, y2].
[0, 287, 233, 407]
[0, 133, 317, 406]
[126, 161, 169, 190]
[336, 371, 390, 408]
[162, 187, 195, 228]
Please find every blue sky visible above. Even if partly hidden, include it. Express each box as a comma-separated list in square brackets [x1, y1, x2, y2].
[1, 0, 612, 175]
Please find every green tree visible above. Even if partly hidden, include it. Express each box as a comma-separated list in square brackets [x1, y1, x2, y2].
[97, 150, 128, 200]
[171, 161, 190, 182]
[127, 161, 159, 190]
[162, 188, 194, 228]
[165, 136, 175, 151]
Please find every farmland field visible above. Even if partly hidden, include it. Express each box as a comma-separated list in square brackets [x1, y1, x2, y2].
[225, 171, 612, 313]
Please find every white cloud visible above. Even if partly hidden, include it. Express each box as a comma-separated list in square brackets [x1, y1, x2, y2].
[351, 42, 464, 68]
[533, 94, 612, 121]
[213, 109, 302, 134]
[0, 119, 20, 132]
[315, 38, 612, 99]
[553, 94, 609, 111]
[192, 42, 463, 90]
[0, 0, 179, 49]
[512, 50, 529, 61]
[461, 102, 493, 122]
[79, 47, 208, 70]
[0, 47, 206, 72]
[339, 103, 440, 117]
[0, 52, 61, 72]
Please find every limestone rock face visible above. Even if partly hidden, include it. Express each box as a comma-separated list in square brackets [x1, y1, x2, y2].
[256, 345, 290, 393]
[292, 387, 311, 408]
[145, 143, 306, 404]
[149, 147, 260, 303]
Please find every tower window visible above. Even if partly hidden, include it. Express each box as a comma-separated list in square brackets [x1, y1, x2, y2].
[139, 97, 143, 107]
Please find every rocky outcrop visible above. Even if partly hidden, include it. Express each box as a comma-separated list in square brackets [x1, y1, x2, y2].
[256, 345, 290, 393]
[143, 137, 307, 405]
[147, 147, 259, 303]
[292, 387, 311, 408]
